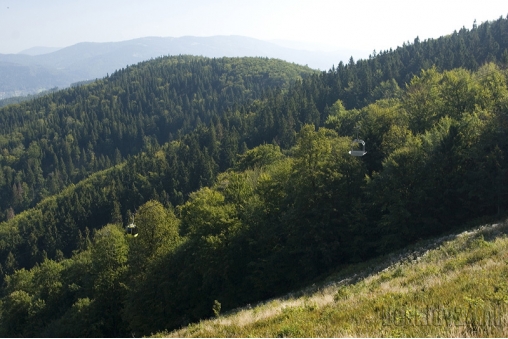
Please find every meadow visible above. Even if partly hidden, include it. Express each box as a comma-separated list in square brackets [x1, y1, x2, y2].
[161, 219, 508, 337]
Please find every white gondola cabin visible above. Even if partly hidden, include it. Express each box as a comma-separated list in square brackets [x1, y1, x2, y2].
[349, 138, 367, 157]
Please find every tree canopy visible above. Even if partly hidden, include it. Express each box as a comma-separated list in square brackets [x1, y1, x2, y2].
[1, 16, 508, 337]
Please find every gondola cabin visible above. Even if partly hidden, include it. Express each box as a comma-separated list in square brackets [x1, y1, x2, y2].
[126, 223, 138, 237]
[349, 139, 367, 157]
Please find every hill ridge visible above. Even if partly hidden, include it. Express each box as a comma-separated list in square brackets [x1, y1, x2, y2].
[0, 35, 357, 100]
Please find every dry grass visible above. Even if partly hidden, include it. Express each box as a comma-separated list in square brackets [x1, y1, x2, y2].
[155, 220, 508, 337]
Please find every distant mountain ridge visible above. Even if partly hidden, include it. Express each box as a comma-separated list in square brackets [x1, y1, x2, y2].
[18, 46, 62, 56]
[0, 36, 361, 100]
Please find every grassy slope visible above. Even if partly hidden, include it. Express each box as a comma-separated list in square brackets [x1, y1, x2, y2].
[156, 219, 508, 337]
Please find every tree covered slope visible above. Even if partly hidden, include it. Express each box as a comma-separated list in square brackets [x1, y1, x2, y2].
[0, 56, 316, 221]
[161, 220, 508, 337]
[0, 16, 508, 337]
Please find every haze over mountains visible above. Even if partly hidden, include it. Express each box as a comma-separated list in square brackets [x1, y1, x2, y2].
[0, 35, 366, 100]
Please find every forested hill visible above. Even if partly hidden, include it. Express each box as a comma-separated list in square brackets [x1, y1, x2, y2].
[0, 56, 316, 221]
[2, 16, 507, 223]
[330, 16, 508, 109]
[0, 35, 355, 100]
[0, 16, 508, 337]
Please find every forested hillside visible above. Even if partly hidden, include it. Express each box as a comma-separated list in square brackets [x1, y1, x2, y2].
[0, 35, 352, 99]
[163, 221, 508, 337]
[0, 56, 315, 221]
[1, 16, 508, 337]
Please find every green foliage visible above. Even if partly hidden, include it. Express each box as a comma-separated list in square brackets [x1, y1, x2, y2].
[162, 222, 508, 338]
[324, 99, 363, 138]
[212, 300, 221, 318]
[130, 200, 180, 260]
[235, 143, 284, 171]
[0, 56, 314, 223]
[403, 66, 444, 133]
[91, 224, 128, 293]
[178, 187, 240, 239]
[3, 17, 508, 337]
[0, 290, 34, 336]
[87, 225, 129, 336]
[291, 125, 333, 198]
[56, 298, 102, 337]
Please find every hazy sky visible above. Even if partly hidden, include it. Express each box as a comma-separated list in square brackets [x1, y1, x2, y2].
[1, 0, 506, 55]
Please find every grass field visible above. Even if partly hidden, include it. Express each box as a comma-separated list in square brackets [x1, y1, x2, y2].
[156, 220, 508, 337]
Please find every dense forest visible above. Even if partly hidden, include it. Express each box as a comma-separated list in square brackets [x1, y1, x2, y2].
[0, 56, 316, 220]
[0, 16, 508, 337]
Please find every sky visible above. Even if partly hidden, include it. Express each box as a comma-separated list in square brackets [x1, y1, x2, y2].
[0, 0, 507, 55]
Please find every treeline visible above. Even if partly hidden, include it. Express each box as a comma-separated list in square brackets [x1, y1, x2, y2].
[0, 56, 315, 221]
[1, 62, 508, 336]
[335, 15, 508, 109]
[0, 87, 59, 108]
